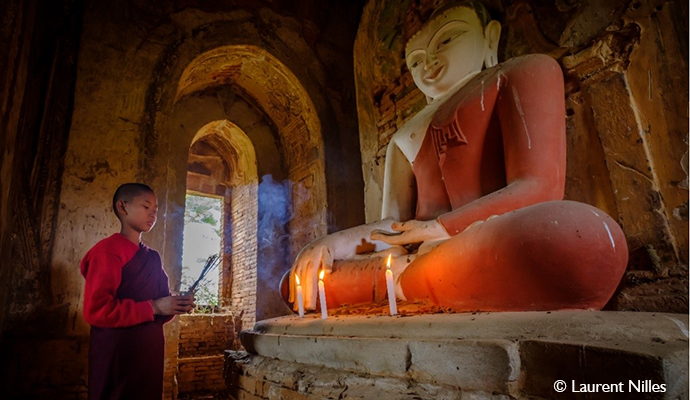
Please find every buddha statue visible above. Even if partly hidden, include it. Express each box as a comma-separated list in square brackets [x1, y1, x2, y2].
[283, 1, 628, 313]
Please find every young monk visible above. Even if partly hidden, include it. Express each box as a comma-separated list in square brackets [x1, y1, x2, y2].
[81, 183, 195, 400]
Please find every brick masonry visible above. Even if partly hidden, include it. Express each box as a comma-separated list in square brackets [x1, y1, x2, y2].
[177, 314, 237, 395]
[230, 182, 259, 332]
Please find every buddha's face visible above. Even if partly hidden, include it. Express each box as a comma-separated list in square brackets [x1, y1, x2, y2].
[406, 7, 492, 100]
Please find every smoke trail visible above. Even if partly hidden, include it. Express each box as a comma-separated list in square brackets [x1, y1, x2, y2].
[257, 174, 292, 250]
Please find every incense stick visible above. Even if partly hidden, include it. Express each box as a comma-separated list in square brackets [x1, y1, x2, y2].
[187, 253, 220, 293]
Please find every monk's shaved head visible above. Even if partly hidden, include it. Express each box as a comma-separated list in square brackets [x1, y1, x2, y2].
[113, 183, 155, 218]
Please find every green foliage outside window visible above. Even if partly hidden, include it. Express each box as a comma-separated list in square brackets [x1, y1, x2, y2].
[182, 194, 223, 313]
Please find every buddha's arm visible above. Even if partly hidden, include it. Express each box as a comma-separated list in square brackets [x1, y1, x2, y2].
[290, 218, 404, 309]
[303, 135, 417, 261]
[382, 136, 416, 222]
[438, 55, 566, 235]
[290, 136, 420, 309]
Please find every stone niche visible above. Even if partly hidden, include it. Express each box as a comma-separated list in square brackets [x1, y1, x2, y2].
[227, 312, 688, 400]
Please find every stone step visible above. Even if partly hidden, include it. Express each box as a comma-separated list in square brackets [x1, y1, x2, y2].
[229, 311, 688, 399]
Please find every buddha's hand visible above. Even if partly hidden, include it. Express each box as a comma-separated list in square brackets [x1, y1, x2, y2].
[371, 219, 450, 246]
[290, 241, 334, 310]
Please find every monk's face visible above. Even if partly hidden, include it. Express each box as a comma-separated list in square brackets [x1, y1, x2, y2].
[406, 7, 487, 99]
[123, 192, 158, 233]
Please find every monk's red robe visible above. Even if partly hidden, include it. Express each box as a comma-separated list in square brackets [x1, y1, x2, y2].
[81, 233, 173, 400]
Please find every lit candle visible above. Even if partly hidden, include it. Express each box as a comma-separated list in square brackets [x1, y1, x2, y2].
[295, 274, 305, 318]
[385, 254, 398, 315]
[318, 269, 328, 319]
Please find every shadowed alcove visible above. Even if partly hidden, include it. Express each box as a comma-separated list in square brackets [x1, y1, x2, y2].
[161, 43, 330, 395]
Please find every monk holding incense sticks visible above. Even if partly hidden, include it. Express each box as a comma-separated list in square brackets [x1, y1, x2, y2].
[80, 183, 195, 400]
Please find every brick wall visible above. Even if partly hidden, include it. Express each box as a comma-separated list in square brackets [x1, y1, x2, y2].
[230, 182, 259, 332]
[281, 116, 328, 260]
[177, 314, 237, 394]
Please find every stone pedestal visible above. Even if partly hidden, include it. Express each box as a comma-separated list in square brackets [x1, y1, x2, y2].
[226, 312, 688, 399]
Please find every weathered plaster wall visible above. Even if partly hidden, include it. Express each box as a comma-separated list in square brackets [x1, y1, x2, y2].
[354, 0, 688, 312]
[1, 0, 365, 398]
[0, 0, 85, 398]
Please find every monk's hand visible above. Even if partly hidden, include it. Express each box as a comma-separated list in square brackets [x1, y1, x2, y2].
[181, 293, 196, 313]
[371, 219, 450, 246]
[290, 242, 334, 311]
[153, 295, 195, 315]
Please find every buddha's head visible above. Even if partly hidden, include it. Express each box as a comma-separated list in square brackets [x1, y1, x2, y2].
[405, 1, 501, 101]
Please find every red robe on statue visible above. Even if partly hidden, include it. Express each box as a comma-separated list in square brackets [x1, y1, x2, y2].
[81, 233, 174, 400]
[299, 55, 627, 312]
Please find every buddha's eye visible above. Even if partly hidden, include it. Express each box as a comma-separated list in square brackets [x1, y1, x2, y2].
[408, 56, 424, 69]
[436, 31, 465, 51]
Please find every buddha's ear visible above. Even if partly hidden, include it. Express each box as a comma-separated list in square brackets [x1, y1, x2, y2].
[483, 20, 502, 68]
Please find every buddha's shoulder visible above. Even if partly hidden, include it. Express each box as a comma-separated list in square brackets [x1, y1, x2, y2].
[499, 54, 562, 77]
[391, 103, 441, 160]
[395, 102, 441, 135]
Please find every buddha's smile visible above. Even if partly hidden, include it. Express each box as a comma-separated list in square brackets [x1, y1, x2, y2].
[424, 64, 445, 81]
[406, 7, 491, 101]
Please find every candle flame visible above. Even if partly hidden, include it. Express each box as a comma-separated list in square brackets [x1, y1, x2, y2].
[386, 253, 392, 269]
[319, 269, 325, 280]
[295, 274, 301, 286]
